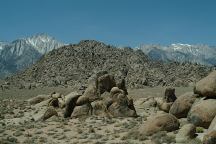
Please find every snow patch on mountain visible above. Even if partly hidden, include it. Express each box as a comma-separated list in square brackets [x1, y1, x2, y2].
[171, 43, 192, 51]
[0, 41, 8, 50]
[0, 34, 64, 78]
[139, 43, 216, 66]
[25, 33, 64, 54]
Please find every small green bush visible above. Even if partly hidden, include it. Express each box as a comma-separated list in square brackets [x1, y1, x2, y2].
[196, 127, 204, 133]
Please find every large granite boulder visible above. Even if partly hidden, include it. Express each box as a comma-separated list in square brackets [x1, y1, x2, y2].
[64, 92, 81, 118]
[203, 130, 216, 144]
[194, 71, 216, 98]
[27, 94, 50, 105]
[71, 104, 92, 118]
[158, 87, 177, 112]
[97, 74, 116, 94]
[108, 93, 137, 117]
[208, 116, 216, 132]
[188, 99, 216, 128]
[138, 113, 180, 136]
[169, 92, 196, 118]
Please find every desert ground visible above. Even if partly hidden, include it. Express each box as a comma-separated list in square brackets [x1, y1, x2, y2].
[0, 86, 193, 100]
[0, 86, 198, 144]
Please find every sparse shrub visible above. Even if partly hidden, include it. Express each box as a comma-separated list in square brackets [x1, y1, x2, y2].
[13, 131, 23, 137]
[38, 136, 47, 143]
[7, 136, 18, 143]
[114, 123, 122, 127]
[105, 129, 111, 133]
[25, 124, 35, 129]
[121, 135, 127, 140]
[35, 130, 43, 134]
[196, 127, 204, 133]
[88, 127, 95, 133]
[138, 135, 148, 141]
[101, 136, 109, 141]
[57, 134, 66, 140]
[151, 131, 175, 144]
[125, 129, 140, 140]
[114, 134, 120, 138]
[77, 128, 83, 134]
[0, 128, 5, 133]
[188, 138, 202, 144]
[63, 128, 71, 132]
[47, 132, 55, 136]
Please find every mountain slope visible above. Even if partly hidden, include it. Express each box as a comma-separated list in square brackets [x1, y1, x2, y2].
[139, 44, 216, 66]
[0, 41, 8, 50]
[0, 34, 64, 78]
[7, 40, 212, 89]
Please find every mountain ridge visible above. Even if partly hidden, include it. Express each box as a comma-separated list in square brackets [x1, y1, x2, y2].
[1, 34, 216, 79]
[138, 43, 216, 66]
[0, 34, 64, 78]
[7, 40, 212, 89]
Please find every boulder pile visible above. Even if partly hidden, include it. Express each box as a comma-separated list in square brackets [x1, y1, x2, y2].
[27, 71, 137, 121]
[134, 70, 216, 143]
[22, 70, 216, 143]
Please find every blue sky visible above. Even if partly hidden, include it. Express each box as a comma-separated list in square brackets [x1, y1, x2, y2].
[0, 0, 216, 46]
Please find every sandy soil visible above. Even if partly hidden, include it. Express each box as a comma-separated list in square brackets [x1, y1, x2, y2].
[0, 86, 196, 144]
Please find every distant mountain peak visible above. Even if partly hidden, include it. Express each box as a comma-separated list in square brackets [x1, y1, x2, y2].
[171, 43, 192, 47]
[170, 43, 192, 51]
[23, 33, 64, 54]
[139, 43, 216, 66]
[0, 34, 64, 78]
[0, 41, 8, 50]
[171, 43, 192, 48]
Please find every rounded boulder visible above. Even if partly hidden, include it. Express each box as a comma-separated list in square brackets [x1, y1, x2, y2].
[138, 113, 180, 136]
[169, 92, 196, 118]
[194, 71, 216, 98]
[187, 99, 216, 128]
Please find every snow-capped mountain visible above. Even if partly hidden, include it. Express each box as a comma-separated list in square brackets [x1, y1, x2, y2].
[25, 33, 63, 54]
[139, 43, 216, 66]
[0, 34, 64, 78]
[0, 41, 8, 51]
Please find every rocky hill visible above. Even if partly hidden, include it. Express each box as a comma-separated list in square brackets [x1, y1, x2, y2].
[0, 34, 64, 78]
[7, 40, 213, 89]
